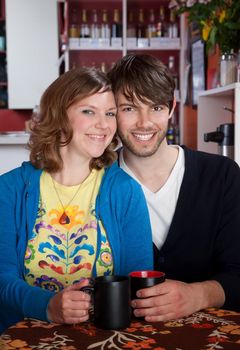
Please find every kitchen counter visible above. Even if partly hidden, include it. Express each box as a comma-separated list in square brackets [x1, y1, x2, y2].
[0, 131, 30, 144]
[0, 132, 30, 175]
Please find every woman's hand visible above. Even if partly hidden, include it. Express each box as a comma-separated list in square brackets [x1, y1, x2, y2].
[47, 279, 91, 324]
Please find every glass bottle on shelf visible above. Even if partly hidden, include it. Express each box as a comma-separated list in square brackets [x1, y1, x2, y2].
[111, 9, 122, 38]
[91, 9, 100, 39]
[101, 9, 110, 39]
[168, 56, 178, 90]
[168, 10, 178, 38]
[137, 9, 145, 39]
[147, 9, 156, 40]
[220, 51, 237, 86]
[166, 123, 175, 144]
[127, 10, 136, 37]
[80, 9, 90, 38]
[69, 8, 79, 38]
[173, 111, 180, 145]
[156, 6, 167, 38]
[167, 111, 179, 145]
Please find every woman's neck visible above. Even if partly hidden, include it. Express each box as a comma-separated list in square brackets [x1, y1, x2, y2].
[51, 162, 91, 186]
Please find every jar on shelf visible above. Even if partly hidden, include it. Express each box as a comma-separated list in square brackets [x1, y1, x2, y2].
[220, 51, 237, 86]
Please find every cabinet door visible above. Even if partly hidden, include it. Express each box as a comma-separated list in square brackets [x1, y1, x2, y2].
[6, 0, 59, 109]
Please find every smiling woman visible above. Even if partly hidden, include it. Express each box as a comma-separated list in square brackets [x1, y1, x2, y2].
[29, 68, 118, 175]
[0, 67, 154, 334]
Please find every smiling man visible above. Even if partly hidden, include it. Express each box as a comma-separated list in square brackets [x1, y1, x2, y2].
[108, 53, 240, 321]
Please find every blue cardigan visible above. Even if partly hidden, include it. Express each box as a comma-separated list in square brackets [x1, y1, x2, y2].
[0, 161, 153, 334]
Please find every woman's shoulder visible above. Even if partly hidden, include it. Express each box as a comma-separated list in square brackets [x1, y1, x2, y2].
[101, 162, 143, 204]
[105, 161, 140, 187]
[0, 161, 41, 188]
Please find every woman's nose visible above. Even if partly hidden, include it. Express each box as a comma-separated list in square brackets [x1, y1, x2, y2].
[95, 115, 109, 129]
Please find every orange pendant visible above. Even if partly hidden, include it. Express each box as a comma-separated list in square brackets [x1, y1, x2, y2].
[59, 212, 70, 225]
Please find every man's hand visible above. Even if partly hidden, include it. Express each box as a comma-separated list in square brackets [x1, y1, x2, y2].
[131, 279, 225, 322]
[47, 279, 91, 324]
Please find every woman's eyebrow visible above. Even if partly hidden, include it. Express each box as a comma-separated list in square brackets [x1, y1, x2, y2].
[118, 103, 136, 107]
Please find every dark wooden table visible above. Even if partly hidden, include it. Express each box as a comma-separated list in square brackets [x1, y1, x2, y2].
[1, 308, 240, 349]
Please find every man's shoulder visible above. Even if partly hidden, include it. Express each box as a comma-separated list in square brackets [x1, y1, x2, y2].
[182, 146, 240, 183]
[183, 146, 238, 167]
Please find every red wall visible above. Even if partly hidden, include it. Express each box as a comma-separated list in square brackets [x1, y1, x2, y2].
[0, 110, 31, 131]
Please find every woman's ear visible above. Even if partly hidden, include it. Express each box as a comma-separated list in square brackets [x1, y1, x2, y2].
[168, 97, 177, 119]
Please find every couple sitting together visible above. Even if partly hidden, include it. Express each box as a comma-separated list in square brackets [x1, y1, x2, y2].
[0, 53, 240, 334]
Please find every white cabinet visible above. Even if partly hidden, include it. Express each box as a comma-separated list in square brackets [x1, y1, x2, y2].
[6, 0, 59, 109]
[198, 83, 240, 166]
[0, 132, 29, 174]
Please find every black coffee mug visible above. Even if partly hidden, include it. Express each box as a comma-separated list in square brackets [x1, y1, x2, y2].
[129, 270, 165, 300]
[82, 275, 131, 330]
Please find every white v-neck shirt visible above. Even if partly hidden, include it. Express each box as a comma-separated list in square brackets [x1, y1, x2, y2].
[119, 146, 185, 250]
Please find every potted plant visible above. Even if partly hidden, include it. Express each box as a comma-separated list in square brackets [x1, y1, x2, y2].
[170, 0, 240, 85]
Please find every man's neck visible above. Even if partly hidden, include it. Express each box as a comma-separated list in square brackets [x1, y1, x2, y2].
[122, 141, 179, 193]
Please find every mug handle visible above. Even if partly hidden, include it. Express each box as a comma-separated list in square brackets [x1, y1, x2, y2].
[80, 286, 94, 320]
[80, 286, 94, 297]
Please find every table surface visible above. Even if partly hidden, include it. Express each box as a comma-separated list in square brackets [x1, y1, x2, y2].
[1, 308, 240, 350]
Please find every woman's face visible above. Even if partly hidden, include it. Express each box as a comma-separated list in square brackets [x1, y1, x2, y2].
[64, 90, 117, 162]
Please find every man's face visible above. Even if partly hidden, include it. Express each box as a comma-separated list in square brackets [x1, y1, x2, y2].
[116, 92, 175, 157]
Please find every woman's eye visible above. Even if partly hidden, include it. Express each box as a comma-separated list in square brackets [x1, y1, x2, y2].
[81, 109, 94, 115]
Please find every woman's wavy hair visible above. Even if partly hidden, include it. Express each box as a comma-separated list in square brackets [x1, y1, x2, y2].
[28, 67, 118, 172]
[108, 53, 175, 111]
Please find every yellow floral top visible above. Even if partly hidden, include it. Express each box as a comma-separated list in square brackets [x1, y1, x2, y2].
[24, 170, 113, 292]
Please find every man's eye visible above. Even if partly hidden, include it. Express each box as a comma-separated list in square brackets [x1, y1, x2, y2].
[106, 112, 116, 117]
[153, 106, 163, 112]
[122, 107, 134, 112]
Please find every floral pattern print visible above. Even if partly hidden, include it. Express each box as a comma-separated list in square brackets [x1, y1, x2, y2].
[1, 308, 240, 350]
[24, 170, 113, 290]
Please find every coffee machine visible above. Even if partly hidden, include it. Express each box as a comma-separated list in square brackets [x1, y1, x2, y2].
[204, 123, 234, 160]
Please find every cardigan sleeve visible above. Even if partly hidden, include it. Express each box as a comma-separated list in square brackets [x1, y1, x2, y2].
[210, 159, 240, 311]
[0, 170, 54, 333]
[153, 149, 240, 312]
[117, 178, 154, 275]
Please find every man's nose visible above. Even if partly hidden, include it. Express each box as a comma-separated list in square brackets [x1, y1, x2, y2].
[135, 111, 152, 128]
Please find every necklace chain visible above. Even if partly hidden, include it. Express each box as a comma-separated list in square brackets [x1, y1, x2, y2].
[51, 176, 82, 225]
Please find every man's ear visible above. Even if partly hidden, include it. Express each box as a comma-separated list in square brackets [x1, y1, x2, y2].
[168, 97, 177, 119]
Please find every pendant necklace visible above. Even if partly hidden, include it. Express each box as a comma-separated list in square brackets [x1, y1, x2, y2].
[51, 176, 82, 225]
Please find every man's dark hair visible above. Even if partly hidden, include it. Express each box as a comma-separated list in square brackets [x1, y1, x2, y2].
[108, 53, 175, 111]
